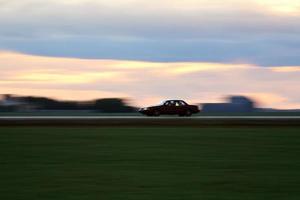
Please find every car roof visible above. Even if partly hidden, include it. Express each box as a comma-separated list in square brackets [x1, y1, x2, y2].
[164, 100, 185, 102]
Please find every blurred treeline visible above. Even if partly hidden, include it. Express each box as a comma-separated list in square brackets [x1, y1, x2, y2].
[0, 95, 137, 113]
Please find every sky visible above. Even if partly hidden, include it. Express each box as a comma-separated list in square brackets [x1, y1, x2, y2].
[0, 0, 300, 108]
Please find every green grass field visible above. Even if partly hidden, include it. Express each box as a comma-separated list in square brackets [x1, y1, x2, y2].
[1, 127, 300, 200]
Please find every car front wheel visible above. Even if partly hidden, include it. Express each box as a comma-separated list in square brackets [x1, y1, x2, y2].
[185, 110, 192, 116]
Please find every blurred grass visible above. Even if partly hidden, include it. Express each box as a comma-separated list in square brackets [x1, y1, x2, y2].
[0, 127, 300, 200]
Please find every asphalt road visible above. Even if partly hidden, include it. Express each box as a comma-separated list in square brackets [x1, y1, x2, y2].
[1, 116, 300, 119]
[0, 116, 300, 126]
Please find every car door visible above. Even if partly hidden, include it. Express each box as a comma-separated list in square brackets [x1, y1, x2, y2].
[163, 101, 176, 114]
[175, 101, 186, 114]
[169, 101, 178, 114]
[160, 101, 171, 114]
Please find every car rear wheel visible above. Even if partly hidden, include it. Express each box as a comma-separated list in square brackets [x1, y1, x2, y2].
[178, 113, 185, 117]
[153, 110, 160, 116]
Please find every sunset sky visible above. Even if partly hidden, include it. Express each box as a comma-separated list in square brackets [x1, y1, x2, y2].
[1, 0, 300, 108]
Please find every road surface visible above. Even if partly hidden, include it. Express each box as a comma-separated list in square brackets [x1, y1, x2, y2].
[0, 116, 300, 126]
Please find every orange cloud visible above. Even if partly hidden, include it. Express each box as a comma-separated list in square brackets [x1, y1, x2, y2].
[256, 0, 300, 15]
[240, 93, 287, 108]
[14, 71, 124, 84]
[0, 51, 300, 109]
[0, 87, 129, 101]
[271, 66, 300, 72]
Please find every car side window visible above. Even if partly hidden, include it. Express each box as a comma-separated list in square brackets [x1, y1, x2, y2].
[180, 101, 187, 106]
[175, 102, 180, 107]
[164, 101, 173, 106]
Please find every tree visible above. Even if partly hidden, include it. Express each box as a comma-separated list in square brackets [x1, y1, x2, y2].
[94, 98, 135, 113]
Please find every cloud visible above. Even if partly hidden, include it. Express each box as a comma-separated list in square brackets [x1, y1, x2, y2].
[1, 0, 299, 39]
[0, 0, 300, 65]
[0, 51, 299, 109]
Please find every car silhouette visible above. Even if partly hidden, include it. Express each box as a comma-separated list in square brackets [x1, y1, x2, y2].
[139, 100, 200, 116]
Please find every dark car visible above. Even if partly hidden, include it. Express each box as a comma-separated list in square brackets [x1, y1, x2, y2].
[139, 100, 200, 116]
